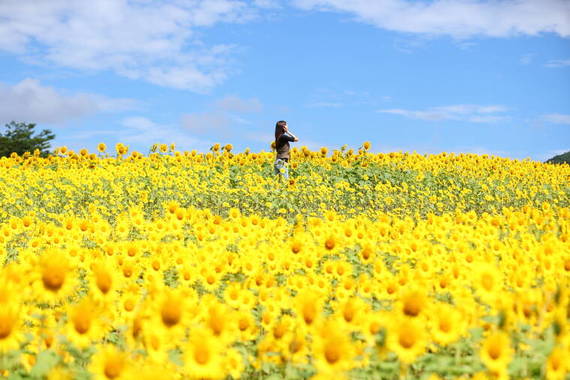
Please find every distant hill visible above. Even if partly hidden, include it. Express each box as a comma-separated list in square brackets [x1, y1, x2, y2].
[546, 151, 570, 164]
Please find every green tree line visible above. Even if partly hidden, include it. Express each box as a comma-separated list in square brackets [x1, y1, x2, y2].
[0, 121, 55, 158]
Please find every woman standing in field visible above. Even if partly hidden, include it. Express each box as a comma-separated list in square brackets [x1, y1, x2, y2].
[274, 120, 299, 180]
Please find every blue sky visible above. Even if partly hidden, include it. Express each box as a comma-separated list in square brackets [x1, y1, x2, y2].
[0, 0, 569, 161]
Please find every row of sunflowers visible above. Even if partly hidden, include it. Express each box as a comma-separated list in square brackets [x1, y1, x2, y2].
[0, 145, 569, 379]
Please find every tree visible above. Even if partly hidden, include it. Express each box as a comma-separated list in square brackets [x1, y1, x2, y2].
[0, 121, 56, 158]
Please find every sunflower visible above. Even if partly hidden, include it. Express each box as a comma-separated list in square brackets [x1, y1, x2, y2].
[223, 282, 244, 309]
[312, 320, 356, 376]
[324, 233, 337, 251]
[334, 297, 368, 329]
[183, 327, 226, 379]
[34, 250, 77, 304]
[150, 288, 190, 344]
[429, 303, 465, 346]
[201, 269, 222, 292]
[115, 143, 128, 155]
[362, 311, 389, 352]
[398, 286, 429, 318]
[203, 299, 235, 343]
[116, 284, 142, 323]
[89, 344, 130, 380]
[97, 143, 106, 153]
[545, 346, 568, 380]
[142, 326, 170, 364]
[65, 297, 104, 348]
[224, 348, 244, 379]
[473, 262, 503, 306]
[90, 260, 120, 304]
[387, 317, 427, 364]
[0, 304, 21, 352]
[290, 239, 303, 254]
[479, 330, 513, 376]
[234, 309, 258, 341]
[295, 289, 323, 327]
[285, 332, 310, 365]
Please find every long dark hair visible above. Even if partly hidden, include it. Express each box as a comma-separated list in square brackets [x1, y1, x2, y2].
[275, 120, 287, 143]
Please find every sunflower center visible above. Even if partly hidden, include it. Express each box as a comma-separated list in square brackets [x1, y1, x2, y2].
[481, 274, 494, 291]
[325, 344, 340, 364]
[550, 354, 561, 370]
[291, 243, 301, 254]
[273, 323, 286, 339]
[73, 313, 91, 335]
[403, 298, 422, 317]
[488, 343, 502, 360]
[124, 299, 135, 312]
[302, 304, 317, 325]
[161, 299, 182, 327]
[96, 272, 112, 294]
[399, 329, 416, 349]
[289, 338, 302, 354]
[343, 306, 355, 322]
[0, 313, 15, 339]
[42, 269, 65, 291]
[104, 357, 123, 379]
[369, 321, 381, 334]
[439, 318, 452, 333]
[194, 347, 210, 365]
[132, 317, 143, 339]
[238, 317, 249, 331]
[122, 267, 132, 278]
[209, 312, 224, 335]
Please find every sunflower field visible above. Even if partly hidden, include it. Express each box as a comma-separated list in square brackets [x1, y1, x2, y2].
[0, 142, 569, 380]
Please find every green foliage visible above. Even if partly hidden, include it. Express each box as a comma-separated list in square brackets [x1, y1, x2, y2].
[545, 150, 570, 165]
[0, 121, 55, 158]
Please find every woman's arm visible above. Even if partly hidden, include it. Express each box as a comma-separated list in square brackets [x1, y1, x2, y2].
[285, 131, 299, 142]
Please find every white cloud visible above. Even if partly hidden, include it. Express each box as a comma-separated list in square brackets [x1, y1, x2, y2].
[542, 113, 570, 125]
[181, 112, 233, 136]
[292, 0, 570, 38]
[0, 0, 267, 92]
[181, 95, 263, 138]
[215, 96, 263, 113]
[118, 116, 213, 151]
[253, 0, 282, 8]
[305, 88, 377, 108]
[306, 101, 344, 108]
[121, 116, 158, 131]
[244, 132, 277, 148]
[520, 53, 533, 65]
[0, 78, 135, 125]
[544, 59, 570, 68]
[393, 36, 430, 53]
[379, 104, 509, 123]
